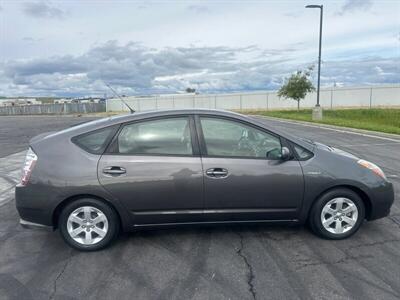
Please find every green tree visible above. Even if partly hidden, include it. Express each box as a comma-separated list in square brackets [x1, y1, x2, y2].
[278, 67, 315, 110]
[185, 87, 196, 93]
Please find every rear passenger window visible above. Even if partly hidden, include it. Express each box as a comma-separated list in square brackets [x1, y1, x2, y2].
[73, 127, 115, 154]
[117, 117, 192, 155]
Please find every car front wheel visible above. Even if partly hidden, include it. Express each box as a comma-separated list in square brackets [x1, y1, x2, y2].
[309, 188, 365, 239]
[59, 198, 120, 251]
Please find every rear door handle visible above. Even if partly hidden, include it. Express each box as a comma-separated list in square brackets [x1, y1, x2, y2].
[206, 168, 228, 178]
[103, 166, 126, 176]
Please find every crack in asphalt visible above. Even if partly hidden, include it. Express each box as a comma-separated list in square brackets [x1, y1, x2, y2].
[49, 250, 73, 300]
[388, 216, 400, 229]
[346, 238, 400, 251]
[295, 253, 374, 270]
[295, 238, 400, 271]
[236, 232, 256, 300]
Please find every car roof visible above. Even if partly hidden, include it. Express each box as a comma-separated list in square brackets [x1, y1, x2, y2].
[108, 108, 245, 121]
[65, 109, 246, 131]
[35, 108, 314, 151]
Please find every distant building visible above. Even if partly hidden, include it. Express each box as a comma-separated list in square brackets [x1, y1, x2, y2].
[54, 98, 73, 104]
[71, 97, 105, 104]
[0, 98, 39, 106]
[53, 97, 105, 104]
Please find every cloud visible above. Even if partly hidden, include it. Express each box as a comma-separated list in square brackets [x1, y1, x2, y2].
[1, 41, 398, 97]
[187, 5, 210, 14]
[5, 55, 86, 77]
[22, 37, 35, 42]
[338, 0, 373, 15]
[321, 56, 400, 85]
[283, 11, 301, 18]
[22, 37, 44, 43]
[22, 1, 66, 19]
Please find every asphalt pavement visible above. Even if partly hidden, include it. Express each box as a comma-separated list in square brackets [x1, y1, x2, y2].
[0, 116, 98, 158]
[0, 115, 399, 300]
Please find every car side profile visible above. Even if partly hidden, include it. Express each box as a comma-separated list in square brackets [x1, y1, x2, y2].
[16, 109, 394, 251]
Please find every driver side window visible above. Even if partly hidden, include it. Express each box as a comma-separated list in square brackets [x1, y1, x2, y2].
[200, 117, 281, 158]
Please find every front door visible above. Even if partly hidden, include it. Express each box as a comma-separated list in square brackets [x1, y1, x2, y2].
[98, 116, 204, 225]
[197, 116, 304, 222]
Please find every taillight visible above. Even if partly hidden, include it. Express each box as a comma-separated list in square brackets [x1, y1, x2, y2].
[20, 147, 38, 186]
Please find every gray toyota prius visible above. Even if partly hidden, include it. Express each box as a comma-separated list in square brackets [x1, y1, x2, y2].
[16, 109, 394, 251]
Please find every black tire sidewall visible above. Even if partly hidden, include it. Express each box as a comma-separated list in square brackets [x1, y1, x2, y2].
[59, 198, 119, 251]
[310, 188, 365, 240]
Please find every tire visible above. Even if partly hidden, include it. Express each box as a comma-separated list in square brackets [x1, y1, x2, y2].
[309, 188, 365, 239]
[58, 198, 120, 251]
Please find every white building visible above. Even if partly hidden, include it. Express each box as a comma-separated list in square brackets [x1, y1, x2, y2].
[0, 98, 39, 106]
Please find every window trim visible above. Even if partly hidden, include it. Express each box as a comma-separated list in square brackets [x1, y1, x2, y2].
[104, 115, 200, 157]
[71, 124, 120, 155]
[195, 114, 288, 161]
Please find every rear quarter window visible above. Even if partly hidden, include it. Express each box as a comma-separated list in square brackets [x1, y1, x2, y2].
[72, 126, 117, 154]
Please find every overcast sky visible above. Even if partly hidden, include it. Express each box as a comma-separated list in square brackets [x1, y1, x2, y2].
[0, 0, 399, 97]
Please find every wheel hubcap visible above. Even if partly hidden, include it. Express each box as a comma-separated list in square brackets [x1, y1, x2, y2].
[321, 197, 358, 234]
[67, 206, 108, 245]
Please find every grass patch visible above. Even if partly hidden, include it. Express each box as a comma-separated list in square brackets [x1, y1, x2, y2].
[245, 108, 400, 135]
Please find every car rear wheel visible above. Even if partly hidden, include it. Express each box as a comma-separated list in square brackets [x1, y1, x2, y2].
[59, 198, 120, 251]
[309, 188, 365, 239]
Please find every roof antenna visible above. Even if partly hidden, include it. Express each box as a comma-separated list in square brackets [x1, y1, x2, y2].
[104, 83, 135, 114]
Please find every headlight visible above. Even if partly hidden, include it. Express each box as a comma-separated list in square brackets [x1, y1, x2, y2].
[357, 159, 386, 180]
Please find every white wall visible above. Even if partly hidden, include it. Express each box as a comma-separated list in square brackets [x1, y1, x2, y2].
[106, 84, 400, 112]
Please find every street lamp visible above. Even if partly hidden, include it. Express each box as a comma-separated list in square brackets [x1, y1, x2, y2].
[306, 4, 323, 120]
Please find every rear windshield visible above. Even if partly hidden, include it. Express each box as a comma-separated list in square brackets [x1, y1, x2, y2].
[72, 126, 117, 154]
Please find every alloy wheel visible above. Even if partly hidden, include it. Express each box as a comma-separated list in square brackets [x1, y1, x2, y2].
[66, 206, 109, 245]
[320, 197, 358, 234]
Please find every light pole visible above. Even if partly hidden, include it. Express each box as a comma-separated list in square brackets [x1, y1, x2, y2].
[306, 4, 323, 120]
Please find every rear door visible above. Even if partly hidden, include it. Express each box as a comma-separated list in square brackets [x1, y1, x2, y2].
[197, 115, 304, 222]
[98, 115, 204, 225]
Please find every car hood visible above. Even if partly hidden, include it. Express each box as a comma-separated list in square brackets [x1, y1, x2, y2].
[297, 137, 358, 159]
[313, 141, 359, 160]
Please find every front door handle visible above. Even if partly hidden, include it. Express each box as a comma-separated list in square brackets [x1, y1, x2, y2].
[206, 168, 228, 178]
[103, 166, 126, 176]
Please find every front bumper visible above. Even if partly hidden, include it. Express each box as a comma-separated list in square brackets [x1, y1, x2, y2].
[368, 181, 395, 221]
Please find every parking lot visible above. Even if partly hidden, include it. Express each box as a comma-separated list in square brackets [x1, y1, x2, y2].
[0, 115, 399, 300]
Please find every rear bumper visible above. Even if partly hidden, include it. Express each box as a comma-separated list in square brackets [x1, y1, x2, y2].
[15, 184, 54, 227]
[20, 218, 53, 231]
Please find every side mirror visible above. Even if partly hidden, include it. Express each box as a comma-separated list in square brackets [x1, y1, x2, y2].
[266, 147, 291, 160]
[280, 147, 291, 160]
